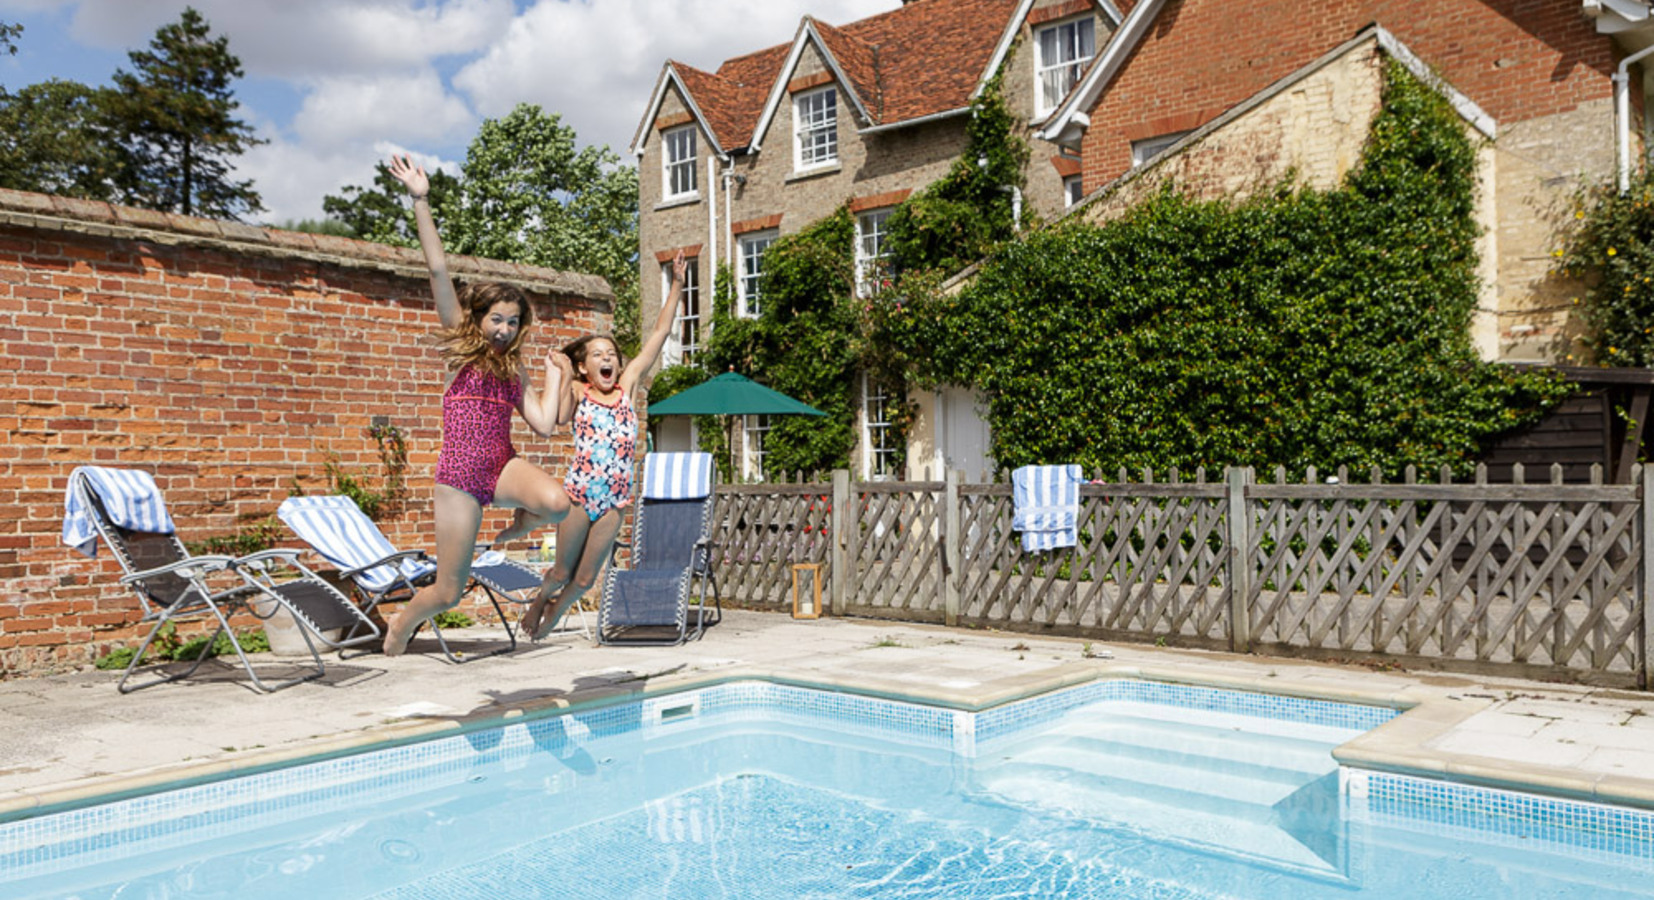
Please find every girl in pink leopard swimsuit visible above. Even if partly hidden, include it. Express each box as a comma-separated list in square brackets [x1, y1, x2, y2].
[518, 250, 689, 639]
[382, 154, 572, 656]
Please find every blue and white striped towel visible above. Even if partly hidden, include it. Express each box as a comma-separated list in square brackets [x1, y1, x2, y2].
[641, 452, 714, 500]
[1012, 464, 1082, 552]
[277, 495, 436, 593]
[62, 466, 177, 558]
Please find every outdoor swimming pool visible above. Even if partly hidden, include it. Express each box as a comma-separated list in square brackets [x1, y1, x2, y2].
[1, 679, 1651, 899]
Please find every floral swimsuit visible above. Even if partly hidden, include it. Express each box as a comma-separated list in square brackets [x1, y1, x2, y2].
[563, 384, 637, 521]
[435, 364, 521, 506]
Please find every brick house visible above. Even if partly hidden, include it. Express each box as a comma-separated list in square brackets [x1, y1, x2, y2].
[637, 0, 1642, 481]
[632, 0, 1125, 480]
[1027, 0, 1646, 479]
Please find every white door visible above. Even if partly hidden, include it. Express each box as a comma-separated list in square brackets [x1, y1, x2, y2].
[938, 386, 992, 481]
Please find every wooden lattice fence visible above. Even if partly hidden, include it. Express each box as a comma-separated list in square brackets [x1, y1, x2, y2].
[706, 465, 1653, 688]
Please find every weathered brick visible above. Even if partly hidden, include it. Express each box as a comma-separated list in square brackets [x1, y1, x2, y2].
[0, 186, 612, 677]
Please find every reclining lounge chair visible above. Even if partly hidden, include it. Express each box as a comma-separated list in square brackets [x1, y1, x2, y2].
[598, 452, 720, 646]
[62, 466, 378, 693]
[277, 495, 584, 661]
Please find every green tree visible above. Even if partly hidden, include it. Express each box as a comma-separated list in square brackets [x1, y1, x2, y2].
[107, 6, 264, 219]
[321, 161, 460, 245]
[329, 104, 641, 351]
[1, 21, 21, 55]
[443, 104, 639, 349]
[0, 79, 122, 199]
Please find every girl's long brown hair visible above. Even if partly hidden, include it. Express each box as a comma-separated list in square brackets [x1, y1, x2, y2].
[436, 282, 533, 381]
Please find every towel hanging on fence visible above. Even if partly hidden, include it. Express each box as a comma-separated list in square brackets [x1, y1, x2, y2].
[62, 466, 177, 558]
[1012, 464, 1082, 552]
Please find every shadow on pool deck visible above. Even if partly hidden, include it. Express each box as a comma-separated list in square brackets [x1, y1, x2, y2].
[2, 608, 1653, 820]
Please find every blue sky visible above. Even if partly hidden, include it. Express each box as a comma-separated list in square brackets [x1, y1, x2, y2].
[0, 0, 895, 224]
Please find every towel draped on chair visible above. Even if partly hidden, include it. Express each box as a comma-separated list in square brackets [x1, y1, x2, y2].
[62, 466, 177, 558]
[1012, 464, 1082, 552]
[642, 452, 714, 500]
[277, 495, 436, 592]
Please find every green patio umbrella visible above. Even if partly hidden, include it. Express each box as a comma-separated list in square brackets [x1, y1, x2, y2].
[647, 372, 827, 417]
[648, 372, 826, 477]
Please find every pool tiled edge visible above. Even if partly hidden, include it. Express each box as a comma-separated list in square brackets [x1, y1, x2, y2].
[4, 659, 1653, 839]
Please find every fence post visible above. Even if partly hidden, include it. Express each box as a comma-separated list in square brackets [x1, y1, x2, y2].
[1227, 466, 1253, 653]
[832, 468, 850, 616]
[943, 468, 961, 627]
[1642, 464, 1653, 690]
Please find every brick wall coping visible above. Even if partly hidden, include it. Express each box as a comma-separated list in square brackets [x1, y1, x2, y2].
[0, 188, 615, 305]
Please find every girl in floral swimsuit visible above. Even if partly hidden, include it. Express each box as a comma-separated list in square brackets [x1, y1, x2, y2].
[519, 250, 689, 640]
[381, 154, 572, 657]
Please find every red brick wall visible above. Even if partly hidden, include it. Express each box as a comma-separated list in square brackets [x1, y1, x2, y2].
[1082, 0, 1617, 186]
[0, 190, 613, 676]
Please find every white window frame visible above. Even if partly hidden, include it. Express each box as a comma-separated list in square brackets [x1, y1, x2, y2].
[663, 258, 701, 367]
[1063, 174, 1085, 207]
[855, 208, 893, 299]
[793, 86, 838, 171]
[742, 414, 772, 481]
[737, 230, 777, 318]
[662, 125, 698, 200]
[1035, 17, 1096, 116]
[862, 375, 897, 481]
[1131, 131, 1190, 167]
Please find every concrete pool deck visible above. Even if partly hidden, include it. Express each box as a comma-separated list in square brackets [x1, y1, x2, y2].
[3, 608, 1654, 822]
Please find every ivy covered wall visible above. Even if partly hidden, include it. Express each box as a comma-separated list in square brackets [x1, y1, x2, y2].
[652, 61, 1569, 481]
[878, 62, 1567, 477]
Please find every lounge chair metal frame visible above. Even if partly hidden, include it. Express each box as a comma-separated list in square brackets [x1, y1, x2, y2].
[71, 471, 377, 693]
[277, 495, 582, 662]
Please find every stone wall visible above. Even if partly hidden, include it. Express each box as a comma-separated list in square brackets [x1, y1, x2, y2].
[0, 189, 613, 675]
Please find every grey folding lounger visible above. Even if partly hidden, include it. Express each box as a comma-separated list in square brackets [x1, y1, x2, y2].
[597, 452, 720, 646]
[64, 466, 377, 693]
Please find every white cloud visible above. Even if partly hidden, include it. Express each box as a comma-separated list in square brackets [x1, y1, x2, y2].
[292, 70, 476, 151]
[453, 0, 896, 156]
[52, 0, 517, 77]
[0, 0, 908, 222]
[236, 134, 460, 226]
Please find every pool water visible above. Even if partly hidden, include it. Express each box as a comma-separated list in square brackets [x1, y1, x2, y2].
[2, 681, 1650, 899]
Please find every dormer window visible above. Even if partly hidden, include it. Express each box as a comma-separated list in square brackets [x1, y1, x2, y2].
[663, 125, 698, 200]
[794, 86, 838, 170]
[1035, 17, 1095, 115]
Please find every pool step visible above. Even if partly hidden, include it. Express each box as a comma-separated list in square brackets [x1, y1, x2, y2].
[970, 710, 1346, 875]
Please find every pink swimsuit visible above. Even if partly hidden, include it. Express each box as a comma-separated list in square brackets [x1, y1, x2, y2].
[563, 385, 637, 521]
[435, 364, 522, 506]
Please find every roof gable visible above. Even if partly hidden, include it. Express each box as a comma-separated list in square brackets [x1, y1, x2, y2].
[646, 0, 1027, 157]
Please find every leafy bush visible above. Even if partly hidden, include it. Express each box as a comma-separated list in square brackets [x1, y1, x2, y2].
[93, 623, 270, 670]
[1557, 167, 1654, 366]
[877, 61, 1567, 477]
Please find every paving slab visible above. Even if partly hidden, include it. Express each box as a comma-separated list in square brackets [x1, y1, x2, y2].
[2, 609, 1654, 821]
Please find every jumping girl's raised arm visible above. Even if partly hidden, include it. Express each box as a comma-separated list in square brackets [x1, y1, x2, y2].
[388, 154, 462, 330]
[520, 348, 571, 437]
[620, 249, 688, 395]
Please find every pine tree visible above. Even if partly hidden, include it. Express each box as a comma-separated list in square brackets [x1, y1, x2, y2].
[108, 7, 264, 219]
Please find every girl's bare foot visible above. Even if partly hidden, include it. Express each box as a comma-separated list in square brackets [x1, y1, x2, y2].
[382, 612, 416, 657]
[493, 509, 534, 545]
[519, 597, 548, 642]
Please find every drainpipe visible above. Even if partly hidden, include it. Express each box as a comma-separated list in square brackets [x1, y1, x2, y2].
[1616, 43, 1654, 193]
[706, 156, 718, 282]
[722, 162, 740, 273]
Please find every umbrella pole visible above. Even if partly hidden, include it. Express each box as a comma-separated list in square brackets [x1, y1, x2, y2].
[724, 415, 736, 481]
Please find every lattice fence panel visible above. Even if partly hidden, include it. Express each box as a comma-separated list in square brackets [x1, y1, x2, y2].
[845, 483, 943, 614]
[1245, 471, 1643, 675]
[709, 484, 832, 610]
